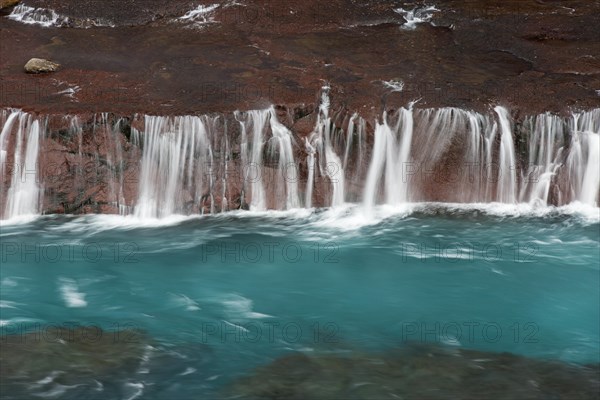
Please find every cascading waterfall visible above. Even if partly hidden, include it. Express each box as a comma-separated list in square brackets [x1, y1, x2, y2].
[0, 111, 19, 178]
[519, 113, 565, 206]
[363, 105, 414, 213]
[0, 105, 598, 220]
[566, 110, 600, 206]
[238, 108, 301, 210]
[267, 107, 301, 210]
[342, 113, 367, 203]
[0, 111, 43, 219]
[96, 113, 129, 215]
[304, 138, 315, 208]
[239, 110, 268, 210]
[579, 132, 599, 206]
[306, 87, 347, 207]
[461, 112, 496, 203]
[135, 115, 213, 218]
[134, 107, 301, 217]
[495, 106, 518, 203]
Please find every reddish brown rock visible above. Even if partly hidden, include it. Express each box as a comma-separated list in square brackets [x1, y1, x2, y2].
[1, 0, 599, 116]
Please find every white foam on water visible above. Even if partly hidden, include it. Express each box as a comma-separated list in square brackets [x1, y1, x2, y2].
[55, 81, 81, 100]
[382, 79, 404, 92]
[179, 367, 197, 376]
[34, 372, 62, 386]
[310, 203, 416, 231]
[170, 293, 201, 311]
[54, 214, 200, 234]
[1, 278, 18, 287]
[58, 278, 87, 308]
[221, 294, 272, 320]
[220, 207, 315, 220]
[0, 214, 41, 226]
[394, 5, 439, 30]
[434, 201, 600, 222]
[311, 201, 599, 231]
[123, 382, 144, 400]
[0, 300, 20, 309]
[32, 383, 83, 398]
[178, 4, 220, 25]
[1, 317, 41, 327]
[7, 5, 64, 27]
[7, 4, 115, 28]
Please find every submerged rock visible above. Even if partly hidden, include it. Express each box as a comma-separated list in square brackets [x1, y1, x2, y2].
[227, 345, 600, 399]
[24, 58, 60, 74]
[0, 325, 215, 398]
[0, 326, 148, 398]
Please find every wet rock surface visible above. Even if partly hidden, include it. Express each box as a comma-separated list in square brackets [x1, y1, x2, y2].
[0, 0, 599, 116]
[227, 345, 600, 399]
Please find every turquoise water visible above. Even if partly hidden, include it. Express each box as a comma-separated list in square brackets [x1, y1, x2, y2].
[1, 204, 599, 398]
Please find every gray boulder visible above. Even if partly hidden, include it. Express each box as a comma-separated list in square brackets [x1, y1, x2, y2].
[24, 58, 60, 74]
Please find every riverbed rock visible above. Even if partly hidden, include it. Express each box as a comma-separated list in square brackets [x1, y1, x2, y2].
[0, 326, 149, 398]
[227, 345, 600, 399]
[24, 58, 60, 74]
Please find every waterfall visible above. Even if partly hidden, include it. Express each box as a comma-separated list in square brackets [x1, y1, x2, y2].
[1, 111, 43, 219]
[306, 87, 346, 207]
[267, 107, 300, 210]
[494, 106, 518, 203]
[363, 106, 414, 212]
[0, 111, 20, 179]
[519, 114, 565, 206]
[96, 113, 130, 215]
[461, 112, 495, 202]
[566, 110, 600, 206]
[133, 108, 301, 217]
[134, 115, 212, 218]
[0, 104, 598, 220]
[579, 132, 599, 206]
[238, 108, 301, 210]
[343, 114, 366, 203]
[304, 137, 315, 208]
[240, 110, 268, 211]
[325, 142, 345, 207]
